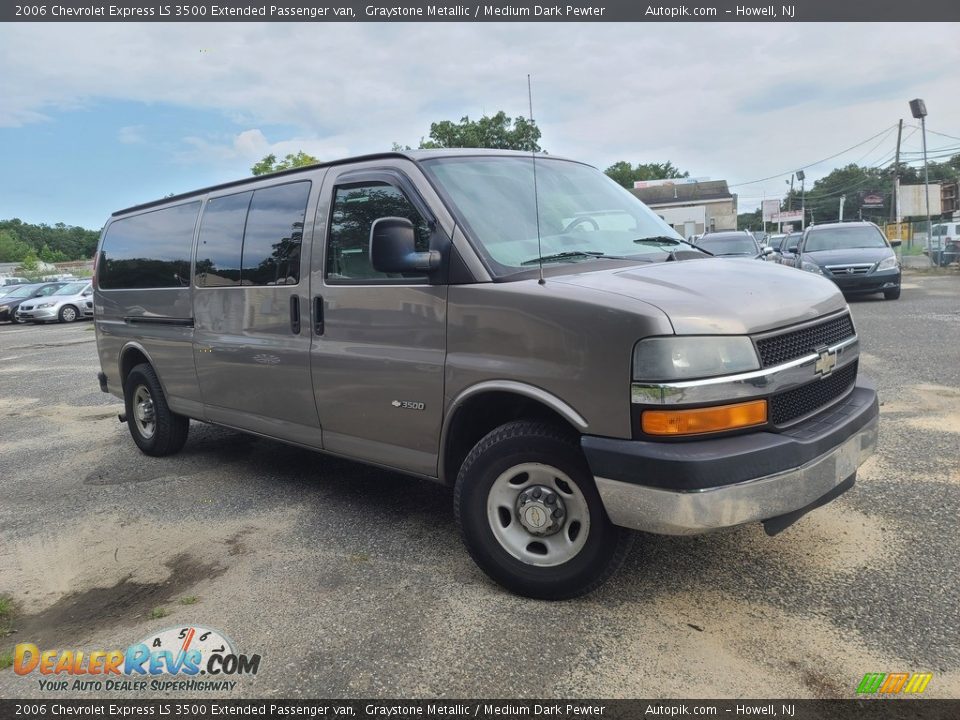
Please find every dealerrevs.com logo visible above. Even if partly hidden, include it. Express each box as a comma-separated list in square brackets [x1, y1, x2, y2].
[14, 626, 261, 692]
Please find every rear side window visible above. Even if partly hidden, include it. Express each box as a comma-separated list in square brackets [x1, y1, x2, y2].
[241, 182, 310, 286]
[196, 192, 251, 287]
[99, 202, 200, 289]
[196, 181, 310, 287]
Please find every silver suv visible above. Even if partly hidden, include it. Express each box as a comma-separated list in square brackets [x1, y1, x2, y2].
[94, 150, 878, 598]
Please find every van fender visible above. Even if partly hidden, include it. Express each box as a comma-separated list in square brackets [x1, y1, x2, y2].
[438, 380, 589, 483]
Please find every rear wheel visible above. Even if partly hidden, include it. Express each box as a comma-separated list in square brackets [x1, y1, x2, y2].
[454, 420, 633, 599]
[58, 305, 79, 323]
[123, 363, 189, 456]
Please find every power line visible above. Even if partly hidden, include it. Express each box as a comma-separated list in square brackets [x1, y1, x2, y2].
[728, 124, 898, 188]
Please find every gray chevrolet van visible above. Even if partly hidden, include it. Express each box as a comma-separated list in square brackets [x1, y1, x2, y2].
[94, 150, 878, 599]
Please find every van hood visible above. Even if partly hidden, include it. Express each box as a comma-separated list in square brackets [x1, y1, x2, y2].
[551, 257, 846, 335]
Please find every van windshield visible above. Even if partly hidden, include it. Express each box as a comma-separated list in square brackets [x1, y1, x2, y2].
[421, 156, 695, 276]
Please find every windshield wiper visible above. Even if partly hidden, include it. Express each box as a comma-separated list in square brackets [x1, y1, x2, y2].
[635, 235, 715, 257]
[521, 250, 606, 266]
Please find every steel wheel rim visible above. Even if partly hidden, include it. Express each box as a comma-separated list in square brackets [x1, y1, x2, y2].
[62, 307, 76, 322]
[133, 385, 156, 439]
[486, 462, 590, 567]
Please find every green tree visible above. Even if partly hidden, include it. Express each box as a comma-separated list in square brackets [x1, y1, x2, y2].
[251, 151, 320, 176]
[0, 218, 98, 260]
[401, 111, 542, 152]
[0, 230, 31, 262]
[17, 250, 40, 276]
[737, 209, 763, 231]
[604, 161, 689, 189]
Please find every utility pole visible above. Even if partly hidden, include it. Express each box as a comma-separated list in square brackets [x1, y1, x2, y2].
[910, 99, 933, 265]
[788, 174, 795, 211]
[891, 118, 903, 223]
[797, 170, 806, 230]
[839, 195, 846, 222]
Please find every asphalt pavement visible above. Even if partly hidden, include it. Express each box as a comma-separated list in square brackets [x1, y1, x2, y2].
[0, 271, 957, 699]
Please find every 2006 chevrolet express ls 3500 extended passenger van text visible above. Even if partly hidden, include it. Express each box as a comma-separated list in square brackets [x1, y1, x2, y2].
[94, 150, 878, 599]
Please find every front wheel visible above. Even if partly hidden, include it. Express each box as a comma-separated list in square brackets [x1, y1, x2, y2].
[123, 363, 190, 456]
[454, 421, 633, 599]
[58, 305, 79, 323]
[884, 287, 901, 300]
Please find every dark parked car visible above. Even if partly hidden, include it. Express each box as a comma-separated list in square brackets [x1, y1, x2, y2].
[788, 221, 901, 300]
[0, 282, 67, 322]
[696, 230, 771, 259]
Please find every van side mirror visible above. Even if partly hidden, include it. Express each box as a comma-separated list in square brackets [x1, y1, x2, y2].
[369, 217, 440, 274]
[889, 239, 902, 248]
[788, 245, 799, 254]
[761, 246, 774, 256]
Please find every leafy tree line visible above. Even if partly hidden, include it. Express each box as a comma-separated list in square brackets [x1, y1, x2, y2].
[0, 219, 100, 263]
[251, 111, 691, 190]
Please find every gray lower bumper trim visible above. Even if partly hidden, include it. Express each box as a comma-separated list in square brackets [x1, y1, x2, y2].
[595, 417, 878, 535]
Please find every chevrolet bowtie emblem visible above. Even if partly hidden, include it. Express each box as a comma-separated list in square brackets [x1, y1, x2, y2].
[815, 347, 838, 376]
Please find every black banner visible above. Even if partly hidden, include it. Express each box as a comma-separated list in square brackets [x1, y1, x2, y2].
[3, 0, 960, 23]
[1, 700, 960, 720]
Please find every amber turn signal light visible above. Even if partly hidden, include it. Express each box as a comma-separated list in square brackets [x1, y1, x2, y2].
[642, 399, 768, 436]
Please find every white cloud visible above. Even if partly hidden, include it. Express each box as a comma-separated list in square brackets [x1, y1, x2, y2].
[118, 125, 145, 144]
[2, 21, 958, 212]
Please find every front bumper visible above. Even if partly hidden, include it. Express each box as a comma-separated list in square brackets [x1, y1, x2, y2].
[583, 379, 878, 535]
[16, 307, 57, 321]
[828, 269, 900, 295]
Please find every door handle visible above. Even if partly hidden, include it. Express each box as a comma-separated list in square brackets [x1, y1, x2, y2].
[289, 295, 301, 335]
[313, 296, 324, 336]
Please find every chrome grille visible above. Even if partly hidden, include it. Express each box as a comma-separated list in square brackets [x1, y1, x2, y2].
[755, 314, 855, 368]
[825, 263, 873, 276]
[770, 361, 858, 426]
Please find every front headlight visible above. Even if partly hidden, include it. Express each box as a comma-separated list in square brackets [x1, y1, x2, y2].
[633, 336, 760, 382]
[875, 255, 898, 272]
[800, 260, 823, 274]
[36, 302, 55, 308]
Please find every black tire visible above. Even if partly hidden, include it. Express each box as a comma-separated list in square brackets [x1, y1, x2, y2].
[884, 287, 901, 300]
[10, 314, 23, 324]
[454, 420, 634, 600]
[58, 305, 79, 323]
[123, 363, 189, 456]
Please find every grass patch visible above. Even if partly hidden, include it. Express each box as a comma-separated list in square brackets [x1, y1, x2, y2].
[179, 596, 199, 606]
[0, 651, 13, 671]
[148, 607, 170, 620]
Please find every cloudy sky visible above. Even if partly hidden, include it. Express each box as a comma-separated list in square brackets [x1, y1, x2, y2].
[1, 22, 958, 229]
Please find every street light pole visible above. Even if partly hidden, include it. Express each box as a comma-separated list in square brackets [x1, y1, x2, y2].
[909, 99, 933, 265]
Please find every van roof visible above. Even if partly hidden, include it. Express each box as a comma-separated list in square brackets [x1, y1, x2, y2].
[112, 149, 577, 217]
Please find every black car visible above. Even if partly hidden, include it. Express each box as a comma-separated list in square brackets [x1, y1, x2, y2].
[696, 230, 771, 259]
[0, 282, 67, 322]
[788, 221, 901, 300]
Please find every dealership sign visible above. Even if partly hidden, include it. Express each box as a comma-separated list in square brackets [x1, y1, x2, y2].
[772, 210, 803, 223]
[862, 192, 885, 209]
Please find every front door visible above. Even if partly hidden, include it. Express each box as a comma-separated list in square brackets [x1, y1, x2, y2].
[309, 165, 448, 476]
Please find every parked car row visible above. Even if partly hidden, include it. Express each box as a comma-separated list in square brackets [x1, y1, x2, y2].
[0, 281, 94, 323]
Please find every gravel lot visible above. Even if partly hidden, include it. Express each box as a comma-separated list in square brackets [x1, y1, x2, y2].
[1, 271, 958, 699]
